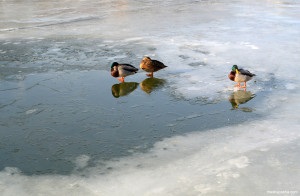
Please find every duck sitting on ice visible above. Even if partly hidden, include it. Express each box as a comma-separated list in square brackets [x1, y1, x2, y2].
[228, 65, 256, 88]
[111, 62, 138, 83]
[140, 56, 167, 77]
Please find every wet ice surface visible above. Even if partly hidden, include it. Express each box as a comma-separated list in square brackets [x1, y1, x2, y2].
[0, 69, 263, 175]
[1, 0, 300, 195]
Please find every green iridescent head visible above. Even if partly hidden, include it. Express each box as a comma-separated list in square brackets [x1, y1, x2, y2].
[232, 65, 238, 71]
[111, 62, 118, 69]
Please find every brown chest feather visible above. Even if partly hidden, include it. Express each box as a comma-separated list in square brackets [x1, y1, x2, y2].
[228, 71, 235, 81]
[111, 69, 119, 77]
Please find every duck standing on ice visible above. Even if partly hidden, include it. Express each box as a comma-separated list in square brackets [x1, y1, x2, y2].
[228, 65, 256, 88]
[111, 62, 138, 83]
[140, 56, 167, 77]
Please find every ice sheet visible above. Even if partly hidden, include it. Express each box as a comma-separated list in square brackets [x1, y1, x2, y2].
[0, 0, 300, 195]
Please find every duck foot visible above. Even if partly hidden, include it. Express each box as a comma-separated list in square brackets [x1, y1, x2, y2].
[240, 82, 247, 88]
[235, 83, 241, 87]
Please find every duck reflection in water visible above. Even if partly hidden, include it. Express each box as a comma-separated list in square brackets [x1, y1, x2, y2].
[228, 90, 256, 112]
[111, 82, 139, 98]
[140, 77, 166, 94]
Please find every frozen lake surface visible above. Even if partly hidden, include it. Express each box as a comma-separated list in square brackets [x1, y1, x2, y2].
[0, 0, 299, 195]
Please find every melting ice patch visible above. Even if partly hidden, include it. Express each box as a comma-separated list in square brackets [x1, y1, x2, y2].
[0, 91, 299, 195]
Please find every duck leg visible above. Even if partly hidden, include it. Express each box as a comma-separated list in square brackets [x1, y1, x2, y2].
[146, 72, 154, 77]
[118, 77, 125, 83]
[235, 83, 241, 87]
[240, 82, 247, 88]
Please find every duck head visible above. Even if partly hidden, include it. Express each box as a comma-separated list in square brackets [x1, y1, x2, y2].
[111, 62, 119, 77]
[111, 62, 119, 69]
[142, 56, 151, 61]
[232, 65, 238, 71]
[232, 65, 241, 74]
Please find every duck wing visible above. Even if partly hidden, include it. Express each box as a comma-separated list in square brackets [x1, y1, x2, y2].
[120, 64, 139, 72]
[152, 60, 167, 69]
[239, 68, 256, 77]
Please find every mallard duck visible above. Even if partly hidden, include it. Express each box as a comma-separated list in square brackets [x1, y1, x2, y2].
[228, 65, 256, 88]
[140, 56, 167, 77]
[111, 62, 138, 83]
